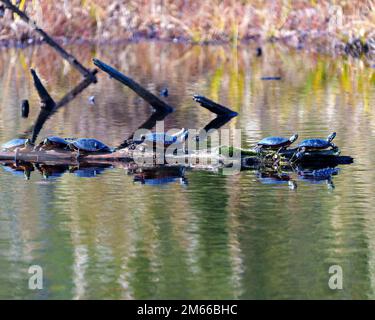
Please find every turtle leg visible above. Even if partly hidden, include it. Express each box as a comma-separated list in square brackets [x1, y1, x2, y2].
[272, 153, 281, 167]
[330, 143, 338, 151]
[327, 178, 335, 190]
[75, 149, 81, 161]
[255, 145, 262, 155]
[290, 148, 302, 164]
[291, 147, 306, 164]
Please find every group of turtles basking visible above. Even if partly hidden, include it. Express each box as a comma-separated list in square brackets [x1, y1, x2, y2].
[1, 129, 190, 157]
[1, 137, 113, 155]
[1, 130, 338, 159]
[255, 131, 338, 163]
[0, 57, 347, 182]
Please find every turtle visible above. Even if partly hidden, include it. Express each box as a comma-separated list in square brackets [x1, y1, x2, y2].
[2, 162, 34, 180]
[160, 88, 169, 97]
[140, 128, 189, 146]
[256, 133, 298, 152]
[68, 138, 113, 156]
[297, 132, 337, 151]
[37, 136, 70, 151]
[291, 132, 337, 163]
[1, 138, 32, 151]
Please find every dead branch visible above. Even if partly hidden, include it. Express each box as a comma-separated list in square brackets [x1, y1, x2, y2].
[193, 95, 238, 117]
[93, 58, 174, 113]
[19, 70, 98, 142]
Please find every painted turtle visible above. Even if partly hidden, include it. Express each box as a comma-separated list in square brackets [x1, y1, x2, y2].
[141, 128, 189, 146]
[37, 136, 70, 151]
[1, 138, 31, 151]
[291, 132, 337, 163]
[297, 132, 337, 151]
[68, 138, 112, 154]
[256, 133, 298, 151]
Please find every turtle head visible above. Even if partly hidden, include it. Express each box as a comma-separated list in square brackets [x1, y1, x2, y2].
[24, 139, 34, 147]
[289, 133, 298, 143]
[327, 132, 336, 142]
[43, 138, 51, 146]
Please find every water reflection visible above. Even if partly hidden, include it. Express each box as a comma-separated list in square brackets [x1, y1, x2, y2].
[0, 42, 375, 299]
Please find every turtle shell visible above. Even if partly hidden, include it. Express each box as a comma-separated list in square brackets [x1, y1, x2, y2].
[1, 138, 28, 151]
[43, 136, 69, 148]
[70, 138, 111, 152]
[298, 139, 330, 149]
[145, 133, 177, 145]
[257, 136, 290, 147]
[46, 136, 69, 144]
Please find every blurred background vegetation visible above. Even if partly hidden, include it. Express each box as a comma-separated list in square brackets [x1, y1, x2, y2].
[0, 0, 375, 54]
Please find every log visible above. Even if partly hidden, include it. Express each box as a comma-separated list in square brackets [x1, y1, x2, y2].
[0, 146, 353, 170]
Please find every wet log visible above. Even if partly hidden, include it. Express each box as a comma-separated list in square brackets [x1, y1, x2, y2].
[0, 0, 96, 81]
[0, 146, 353, 169]
[0, 149, 133, 164]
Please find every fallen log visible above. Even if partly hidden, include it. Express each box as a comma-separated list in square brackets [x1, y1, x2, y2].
[0, 145, 353, 169]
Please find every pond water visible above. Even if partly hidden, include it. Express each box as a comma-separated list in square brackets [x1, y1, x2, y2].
[0, 42, 375, 299]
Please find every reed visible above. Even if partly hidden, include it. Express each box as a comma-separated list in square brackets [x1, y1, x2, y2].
[0, 0, 374, 51]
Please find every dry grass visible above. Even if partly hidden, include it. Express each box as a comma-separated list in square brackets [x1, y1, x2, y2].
[1, 0, 375, 52]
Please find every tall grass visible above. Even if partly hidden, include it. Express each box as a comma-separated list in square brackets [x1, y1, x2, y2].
[0, 0, 375, 49]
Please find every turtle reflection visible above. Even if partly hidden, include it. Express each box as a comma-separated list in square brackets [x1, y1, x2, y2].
[133, 166, 187, 186]
[35, 163, 69, 179]
[255, 167, 297, 190]
[69, 164, 113, 178]
[297, 167, 340, 189]
[1, 161, 34, 180]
